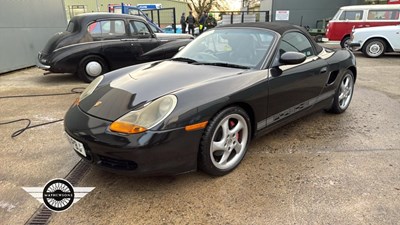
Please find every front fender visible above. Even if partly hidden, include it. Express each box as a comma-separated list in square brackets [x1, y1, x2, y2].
[159, 70, 269, 131]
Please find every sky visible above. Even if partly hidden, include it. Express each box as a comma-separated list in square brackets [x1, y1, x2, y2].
[229, 0, 242, 10]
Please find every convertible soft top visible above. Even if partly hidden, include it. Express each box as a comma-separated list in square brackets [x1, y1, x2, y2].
[220, 22, 323, 54]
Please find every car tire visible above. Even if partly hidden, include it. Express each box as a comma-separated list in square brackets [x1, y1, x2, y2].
[327, 70, 355, 114]
[78, 56, 109, 83]
[340, 36, 351, 49]
[198, 106, 251, 176]
[362, 38, 386, 58]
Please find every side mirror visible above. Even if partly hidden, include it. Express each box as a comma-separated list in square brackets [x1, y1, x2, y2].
[279, 52, 306, 65]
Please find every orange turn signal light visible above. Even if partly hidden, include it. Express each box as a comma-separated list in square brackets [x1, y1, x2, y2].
[72, 97, 80, 106]
[109, 121, 147, 134]
[185, 121, 208, 131]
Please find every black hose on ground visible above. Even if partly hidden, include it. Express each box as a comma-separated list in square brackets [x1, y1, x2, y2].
[0, 87, 84, 138]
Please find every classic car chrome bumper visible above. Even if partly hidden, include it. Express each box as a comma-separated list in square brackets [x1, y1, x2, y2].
[36, 52, 50, 70]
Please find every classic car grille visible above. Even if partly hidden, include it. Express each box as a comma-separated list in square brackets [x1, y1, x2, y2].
[97, 155, 138, 170]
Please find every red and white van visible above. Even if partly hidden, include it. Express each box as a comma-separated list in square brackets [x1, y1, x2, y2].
[325, 4, 400, 48]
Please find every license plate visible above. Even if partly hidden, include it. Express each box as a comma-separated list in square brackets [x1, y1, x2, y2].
[66, 134, 86, 157]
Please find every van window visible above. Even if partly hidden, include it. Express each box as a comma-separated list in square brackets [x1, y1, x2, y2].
[332, 10, 342, 20]
[367, 10, 400, 20]
[339, 11, 363, 21]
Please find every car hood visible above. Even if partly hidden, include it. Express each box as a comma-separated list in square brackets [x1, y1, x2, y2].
[79, 61, 248, 121]
[141, 39, 192, 59]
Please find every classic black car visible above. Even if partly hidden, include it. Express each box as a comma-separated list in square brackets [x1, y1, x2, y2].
[37, 13, 193, 82]
[64, 22, 356, 176]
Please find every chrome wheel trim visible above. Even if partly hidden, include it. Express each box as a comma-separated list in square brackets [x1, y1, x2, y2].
[85, 61, 102, 77]
[367, 41, 383, 57]
[210, 113, 249, 170]
[338, 73, 354, 110]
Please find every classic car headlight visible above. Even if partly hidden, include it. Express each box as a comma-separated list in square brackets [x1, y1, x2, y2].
[79, 76, 103, 101]
[109, 95, 178, 134]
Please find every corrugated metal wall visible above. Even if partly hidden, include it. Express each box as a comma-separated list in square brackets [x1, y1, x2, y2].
[0, 0, 67, 74]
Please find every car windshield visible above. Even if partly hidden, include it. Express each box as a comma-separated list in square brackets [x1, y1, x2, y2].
[173, 28, 275, 69]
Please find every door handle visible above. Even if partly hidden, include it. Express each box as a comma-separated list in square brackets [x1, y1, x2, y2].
[320, 67, 327, 74]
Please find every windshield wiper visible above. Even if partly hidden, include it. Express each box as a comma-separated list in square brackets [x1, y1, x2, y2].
[196, 62, 250, 69]
[170, 57, 198, 63]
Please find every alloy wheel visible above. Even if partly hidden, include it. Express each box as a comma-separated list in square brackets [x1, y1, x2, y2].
[338, 73, 354, 110]
[210, 113, 249, 170]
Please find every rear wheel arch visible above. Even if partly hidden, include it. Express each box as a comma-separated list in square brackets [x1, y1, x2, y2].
[326, 69, 355, 114]
[363, 37, 393, 52]
[82, 54, 111, 69]
[347, 66, 357, 81]
[77, 54, 110, 83]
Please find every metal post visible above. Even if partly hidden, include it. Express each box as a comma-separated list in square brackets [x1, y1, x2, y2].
[157, 9, 161, 28]
[172, 8, 176, 33]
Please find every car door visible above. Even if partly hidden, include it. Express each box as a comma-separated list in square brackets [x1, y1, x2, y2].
[129, 20, 161, 62]
[88, 19, 136, 69]
[266, 31, 329, 126]
[391, 25, 400, 50]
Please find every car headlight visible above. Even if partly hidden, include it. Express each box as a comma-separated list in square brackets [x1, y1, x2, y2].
[79, 76, 104, 101]
[109, 95, 178, 134]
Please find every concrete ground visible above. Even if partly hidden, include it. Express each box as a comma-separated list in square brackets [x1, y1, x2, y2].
[0, 52, 399, 225]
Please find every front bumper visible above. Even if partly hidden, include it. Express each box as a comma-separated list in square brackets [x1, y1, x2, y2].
[349, 43, 361, 51]
[64, 105, 203, 176]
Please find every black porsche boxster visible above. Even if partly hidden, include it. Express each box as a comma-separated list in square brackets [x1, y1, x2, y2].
[37, 13, 193, 82]
[64, 22, 356, 176]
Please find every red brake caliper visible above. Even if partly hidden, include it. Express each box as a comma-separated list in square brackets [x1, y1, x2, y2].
[229, 120, 240, 141]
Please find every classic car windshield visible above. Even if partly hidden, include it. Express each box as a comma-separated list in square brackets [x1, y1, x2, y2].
[174, 28, 275, 69]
